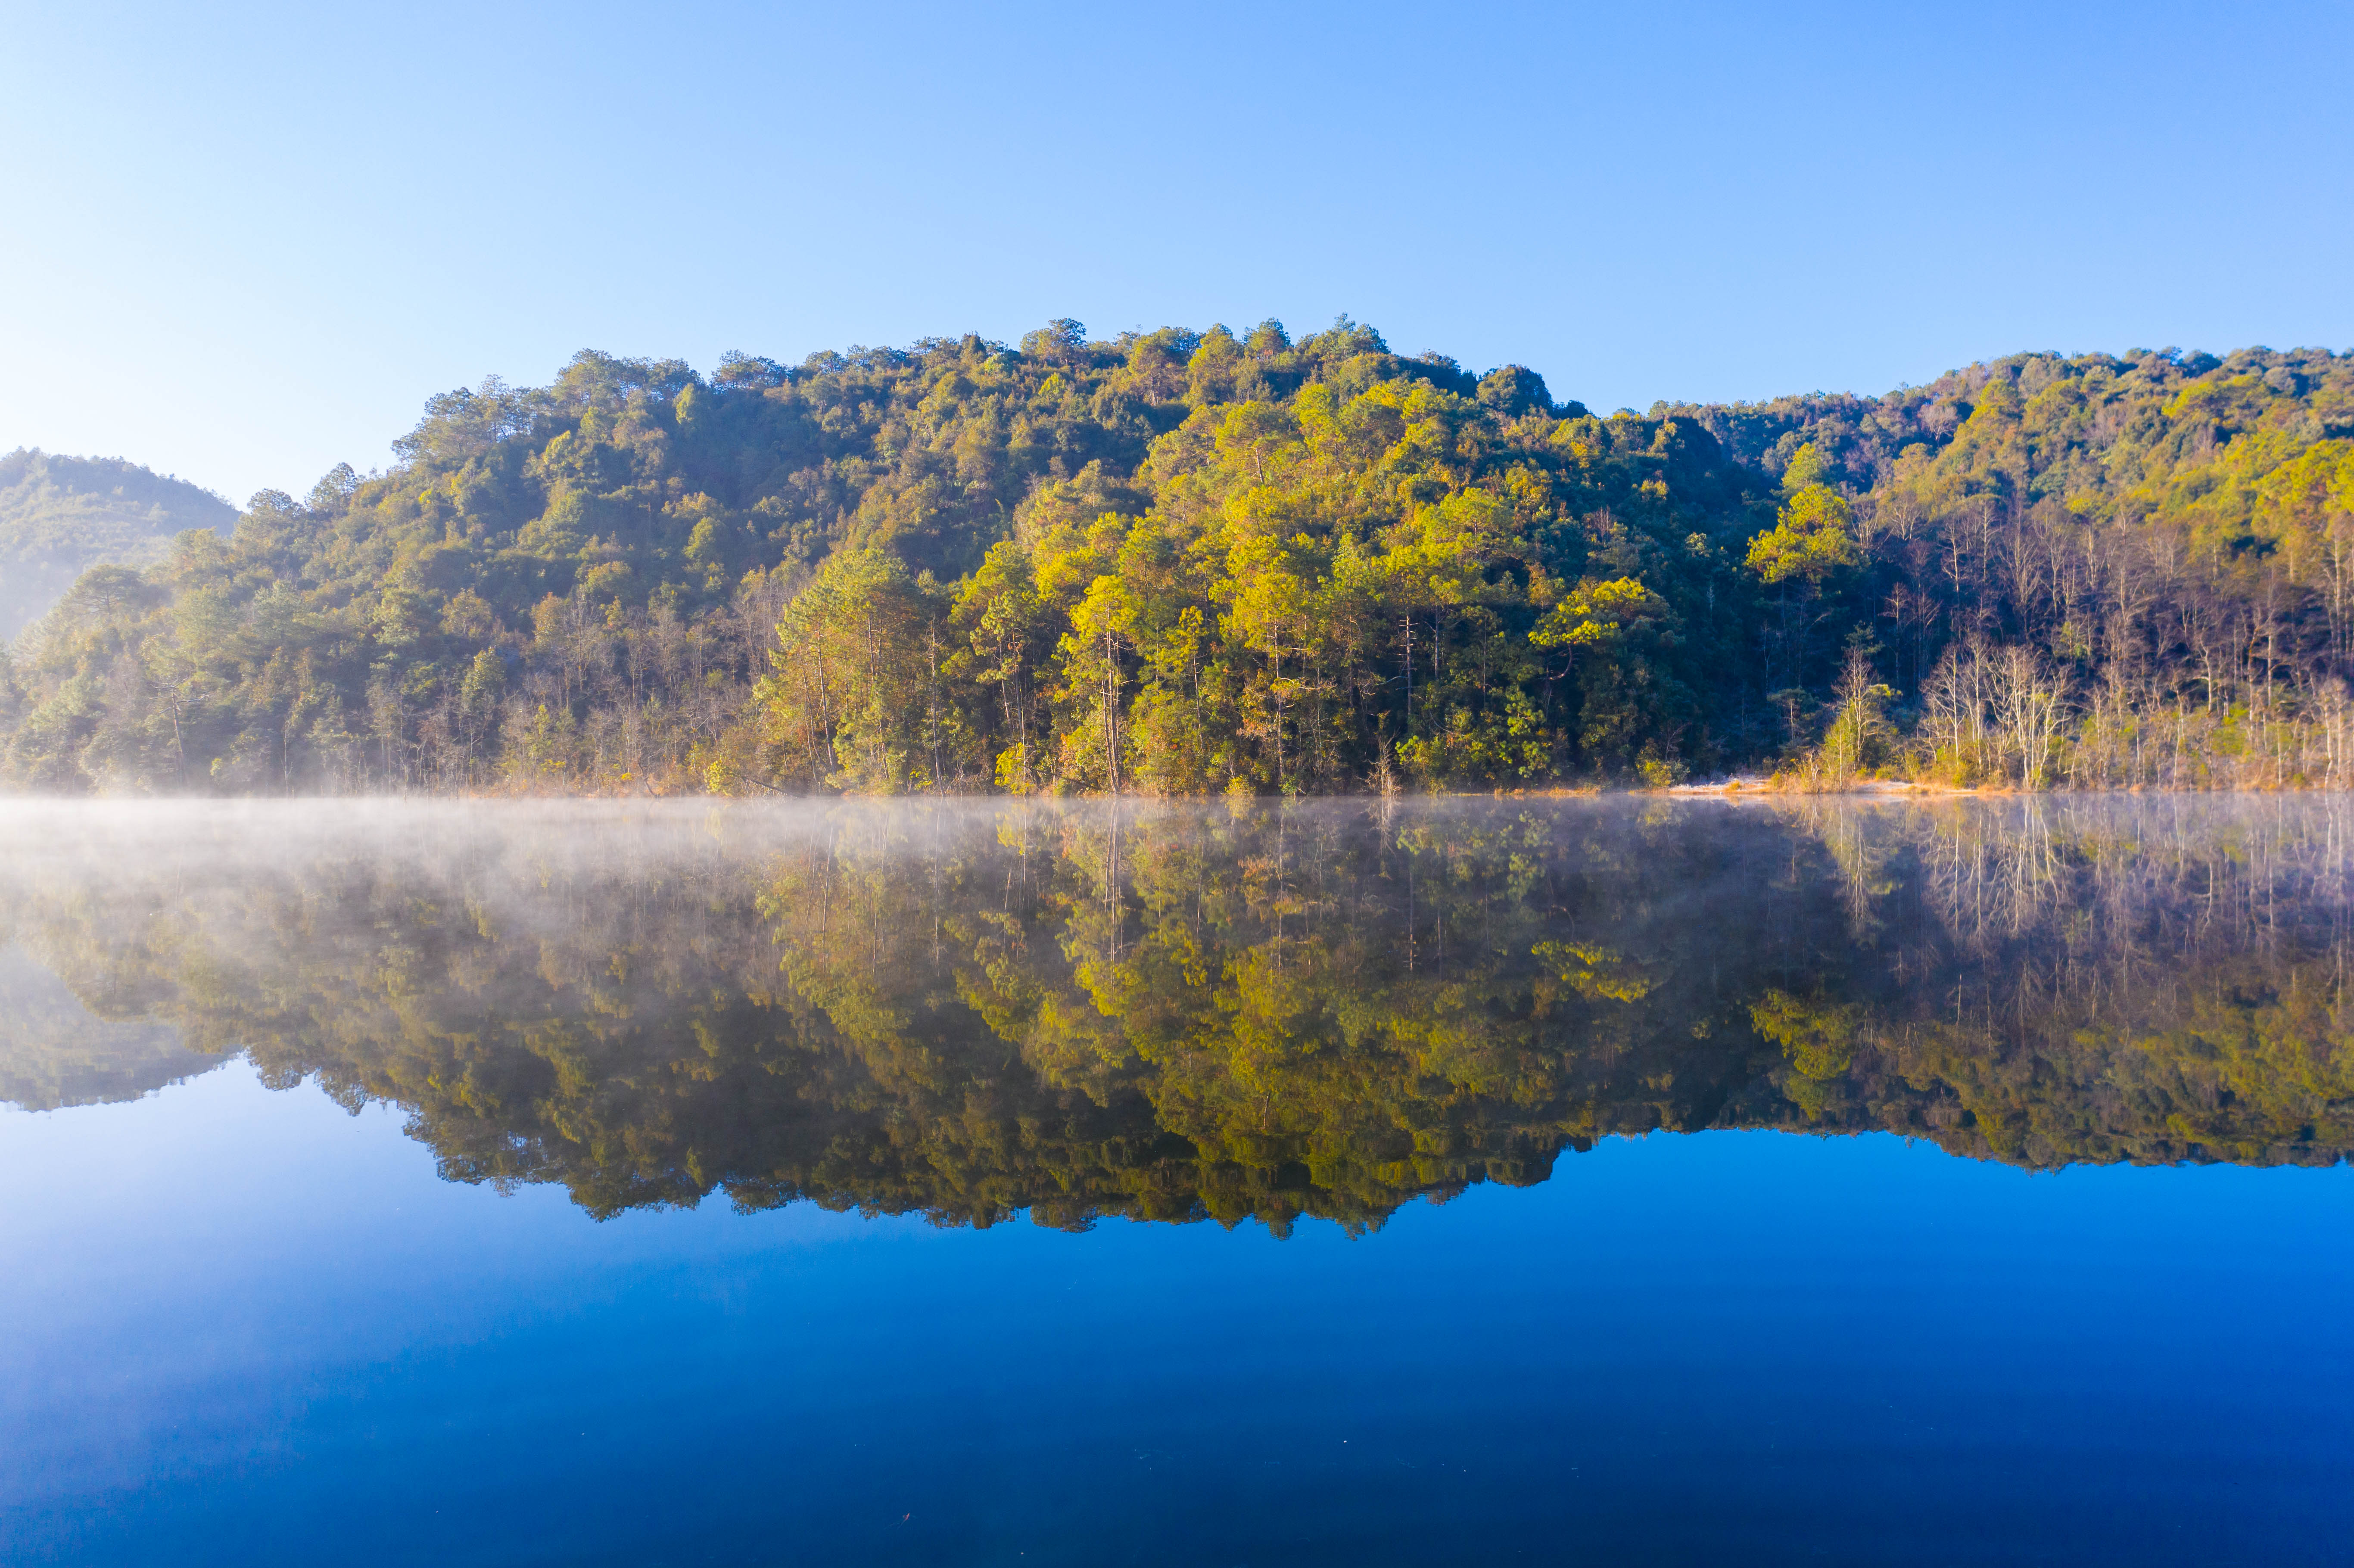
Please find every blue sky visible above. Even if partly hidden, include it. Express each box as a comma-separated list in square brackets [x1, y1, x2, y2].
[3, 0, 2348, 503]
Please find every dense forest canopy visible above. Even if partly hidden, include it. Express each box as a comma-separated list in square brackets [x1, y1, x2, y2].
[0, 448, 235, 642]
[3, 323, 2351, 795]
[3, 799, 2348, 1229]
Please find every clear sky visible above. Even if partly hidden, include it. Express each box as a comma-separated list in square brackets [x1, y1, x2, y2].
[3, 0, 2349, 504]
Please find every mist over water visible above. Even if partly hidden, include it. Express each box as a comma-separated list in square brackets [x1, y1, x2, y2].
[5, 794, 2353, 1204]
[4, 796, 2352, 1565]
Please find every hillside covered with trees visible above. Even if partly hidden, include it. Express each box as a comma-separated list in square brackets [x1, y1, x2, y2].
[0, 449, 236, 643]
[2, 322, 2349, 795]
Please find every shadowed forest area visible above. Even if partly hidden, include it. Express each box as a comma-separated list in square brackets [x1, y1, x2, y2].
[3, 798, 2348, 1229]
[3, 324, 2351, 796]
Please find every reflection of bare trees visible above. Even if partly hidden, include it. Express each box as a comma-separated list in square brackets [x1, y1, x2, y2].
[1771, 796, 2354, 1166]
[1911, 799, 2067, 943]
[1781, 797, 1902, 938]
[1789, 795, 2354, 961]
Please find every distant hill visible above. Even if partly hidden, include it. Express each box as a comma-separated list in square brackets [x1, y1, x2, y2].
[0, 943, 218, 1110]
[0, 449, 237, 641]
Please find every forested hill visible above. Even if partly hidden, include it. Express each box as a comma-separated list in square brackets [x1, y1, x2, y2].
[2, 321, 2350, 796]
[0, 450, 236, 641]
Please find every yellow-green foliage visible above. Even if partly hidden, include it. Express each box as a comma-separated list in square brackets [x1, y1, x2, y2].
[10, 335, 2354, 796]
[1746, 485, 1862, 585]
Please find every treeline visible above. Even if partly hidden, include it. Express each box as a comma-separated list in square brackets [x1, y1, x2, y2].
[1704, 353, 2354, 790]
[2, 322, 2349, 794]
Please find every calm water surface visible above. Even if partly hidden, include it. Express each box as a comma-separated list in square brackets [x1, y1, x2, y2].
[1, 797, 2350, 1565]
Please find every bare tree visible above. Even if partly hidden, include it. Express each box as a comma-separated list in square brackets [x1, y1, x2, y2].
[1988, 643, 2071, 789]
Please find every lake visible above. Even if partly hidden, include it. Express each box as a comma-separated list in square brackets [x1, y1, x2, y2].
[2, 796, 2350, 1565]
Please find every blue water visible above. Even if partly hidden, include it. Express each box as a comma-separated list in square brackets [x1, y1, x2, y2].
[4, 1061, 2348, 1567]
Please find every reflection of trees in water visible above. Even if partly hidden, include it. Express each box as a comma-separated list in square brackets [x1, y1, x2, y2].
[1761, 796, 2354, 1167]
[2, 797, 2351, 1230]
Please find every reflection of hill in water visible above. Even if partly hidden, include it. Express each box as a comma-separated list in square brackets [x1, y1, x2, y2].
[2, 798, 2350, 1228]
[0, 945, 215, 1110]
